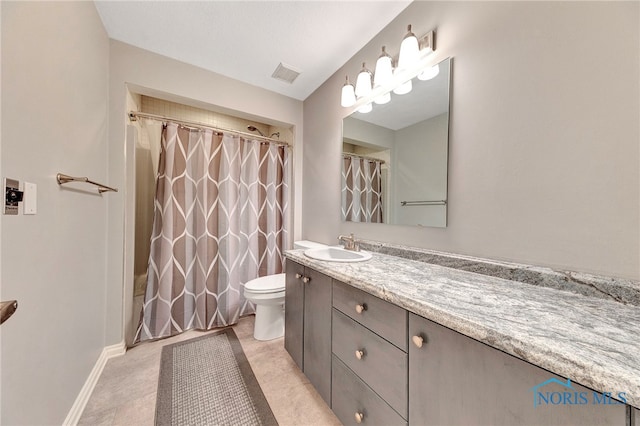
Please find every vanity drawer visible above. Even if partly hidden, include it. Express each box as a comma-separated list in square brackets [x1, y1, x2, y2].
[333, 280, 407, 350]
[332, 309, 408, 418]
[332, 356, 407, 426]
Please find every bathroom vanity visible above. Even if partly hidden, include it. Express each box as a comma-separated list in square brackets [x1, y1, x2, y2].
[284, 243, 640, 425]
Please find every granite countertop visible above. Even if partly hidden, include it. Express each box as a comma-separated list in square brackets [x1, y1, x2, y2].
[285, 248, 640, 409]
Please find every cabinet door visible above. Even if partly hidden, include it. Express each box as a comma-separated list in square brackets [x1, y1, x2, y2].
[303, 267, 333, 405]
[634, 407, 639, 426]
[284, 259, 305, 369]
[409, 313, 627, 426]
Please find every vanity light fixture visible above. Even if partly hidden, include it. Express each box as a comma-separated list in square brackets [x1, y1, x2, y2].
[355, 63, 373, 98]
[341, 76, 356, 108]
[374, 47, 394, 87]
[340, 25, 436, 111]
[373, 46, 394, 104]
[397, 25, 420, 71]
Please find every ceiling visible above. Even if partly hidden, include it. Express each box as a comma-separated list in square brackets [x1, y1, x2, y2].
[94, 1, 412, 101]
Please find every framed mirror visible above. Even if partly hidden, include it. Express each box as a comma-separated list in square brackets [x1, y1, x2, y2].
[342, 57, 451, 227]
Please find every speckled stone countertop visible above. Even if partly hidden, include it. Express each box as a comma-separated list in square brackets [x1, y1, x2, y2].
[284, 247, 640, 409]
[358, 239, 640, 306]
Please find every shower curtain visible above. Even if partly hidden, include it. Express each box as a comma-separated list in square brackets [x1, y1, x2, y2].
[135, 122, 290, 343]
[341, 155, 383, 223]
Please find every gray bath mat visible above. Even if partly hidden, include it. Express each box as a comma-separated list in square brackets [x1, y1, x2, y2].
[156, 328, 278, 426]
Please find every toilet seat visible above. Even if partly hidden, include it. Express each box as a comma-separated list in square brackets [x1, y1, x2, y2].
[244, 274, 285, 294]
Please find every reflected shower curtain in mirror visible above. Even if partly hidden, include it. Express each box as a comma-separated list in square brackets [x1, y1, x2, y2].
[135, 122, 290, 343]
[341, 156, 383, 223]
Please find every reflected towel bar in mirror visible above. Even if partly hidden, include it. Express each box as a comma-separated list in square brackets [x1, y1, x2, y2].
[56, 173, 118, 194]
[400, 200, 446, 206]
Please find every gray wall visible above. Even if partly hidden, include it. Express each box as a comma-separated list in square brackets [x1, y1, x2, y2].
[1, 2, 110, 424]
[303, 1, 639, 280]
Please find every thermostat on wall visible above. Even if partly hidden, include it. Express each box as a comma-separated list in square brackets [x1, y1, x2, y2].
[4, 178, 22, 215]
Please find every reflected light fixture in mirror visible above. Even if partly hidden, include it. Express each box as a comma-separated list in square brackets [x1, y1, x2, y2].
[358, 103, 373, 113]
[419, 63, 440, 81]
[393, 79, 412, 95]
[375, 92, 391, 105]
[340, 25, 436, 112]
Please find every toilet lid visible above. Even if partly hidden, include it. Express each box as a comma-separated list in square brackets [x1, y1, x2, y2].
[244, 273, 286, 293]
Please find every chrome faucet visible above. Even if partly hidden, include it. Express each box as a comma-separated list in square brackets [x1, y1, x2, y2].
[338, 233, 360, 251]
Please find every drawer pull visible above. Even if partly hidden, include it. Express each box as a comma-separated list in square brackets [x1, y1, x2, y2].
[295, 273, 302, 279]
[412, 335, 424, 348]
[355, 303, 367, 314]
[355, 412, 364, 423]
[355, 349, 365, 360]
[302, 276, 310, 283]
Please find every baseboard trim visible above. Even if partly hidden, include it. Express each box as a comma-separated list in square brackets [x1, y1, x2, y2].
[63, 341, 127, 426]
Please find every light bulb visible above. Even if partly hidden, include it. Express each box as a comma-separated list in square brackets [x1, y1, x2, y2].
[397, 25, 420, 71]
[357, 103, 373, 113]
[418, 64, 440, 81]
[374, 46, 394, 89]
[393, 79, 412, 95]
[355, 63, 372, 98]
[341, 76, 356, 107]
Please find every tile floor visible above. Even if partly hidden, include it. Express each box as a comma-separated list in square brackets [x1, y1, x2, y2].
[78, 316, 341, 426]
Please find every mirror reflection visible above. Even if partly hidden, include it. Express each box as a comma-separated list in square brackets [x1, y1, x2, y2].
[342, 57, 451, 227]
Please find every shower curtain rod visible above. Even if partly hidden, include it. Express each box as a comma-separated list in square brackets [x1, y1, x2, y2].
[342, 152, 386, 164]
[128, 111, 289, 147]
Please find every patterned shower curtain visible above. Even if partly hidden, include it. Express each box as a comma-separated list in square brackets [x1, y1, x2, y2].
[135, 122, 290, 343]
[341, 155, 383, 223]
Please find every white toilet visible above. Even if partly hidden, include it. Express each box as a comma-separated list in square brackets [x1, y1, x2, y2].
[244, 240, 326, 341]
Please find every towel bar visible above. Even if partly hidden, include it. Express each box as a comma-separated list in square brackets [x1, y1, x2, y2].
[0, 300, 17, 325]
[56, 173, 118, 194]
[400, 200, 446, 206]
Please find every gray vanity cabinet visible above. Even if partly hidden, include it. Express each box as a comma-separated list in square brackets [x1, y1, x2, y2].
[284, 259, 332, 405]
[634, 408, 639, 426]
[408, 313, 628, 425]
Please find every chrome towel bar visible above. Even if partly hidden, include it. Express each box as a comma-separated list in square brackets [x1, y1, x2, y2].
[56, 173, 118, 194]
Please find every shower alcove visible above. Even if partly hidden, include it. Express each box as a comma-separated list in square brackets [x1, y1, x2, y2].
[126, 91, 293, 347]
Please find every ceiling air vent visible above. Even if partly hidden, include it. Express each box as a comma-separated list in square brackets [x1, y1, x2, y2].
[271, 62, 301, 84]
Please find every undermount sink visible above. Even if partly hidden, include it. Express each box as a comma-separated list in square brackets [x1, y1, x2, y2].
[304, 246, 372, 263]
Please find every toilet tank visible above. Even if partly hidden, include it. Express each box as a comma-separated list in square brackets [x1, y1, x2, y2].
[293, 240, 327, 250]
